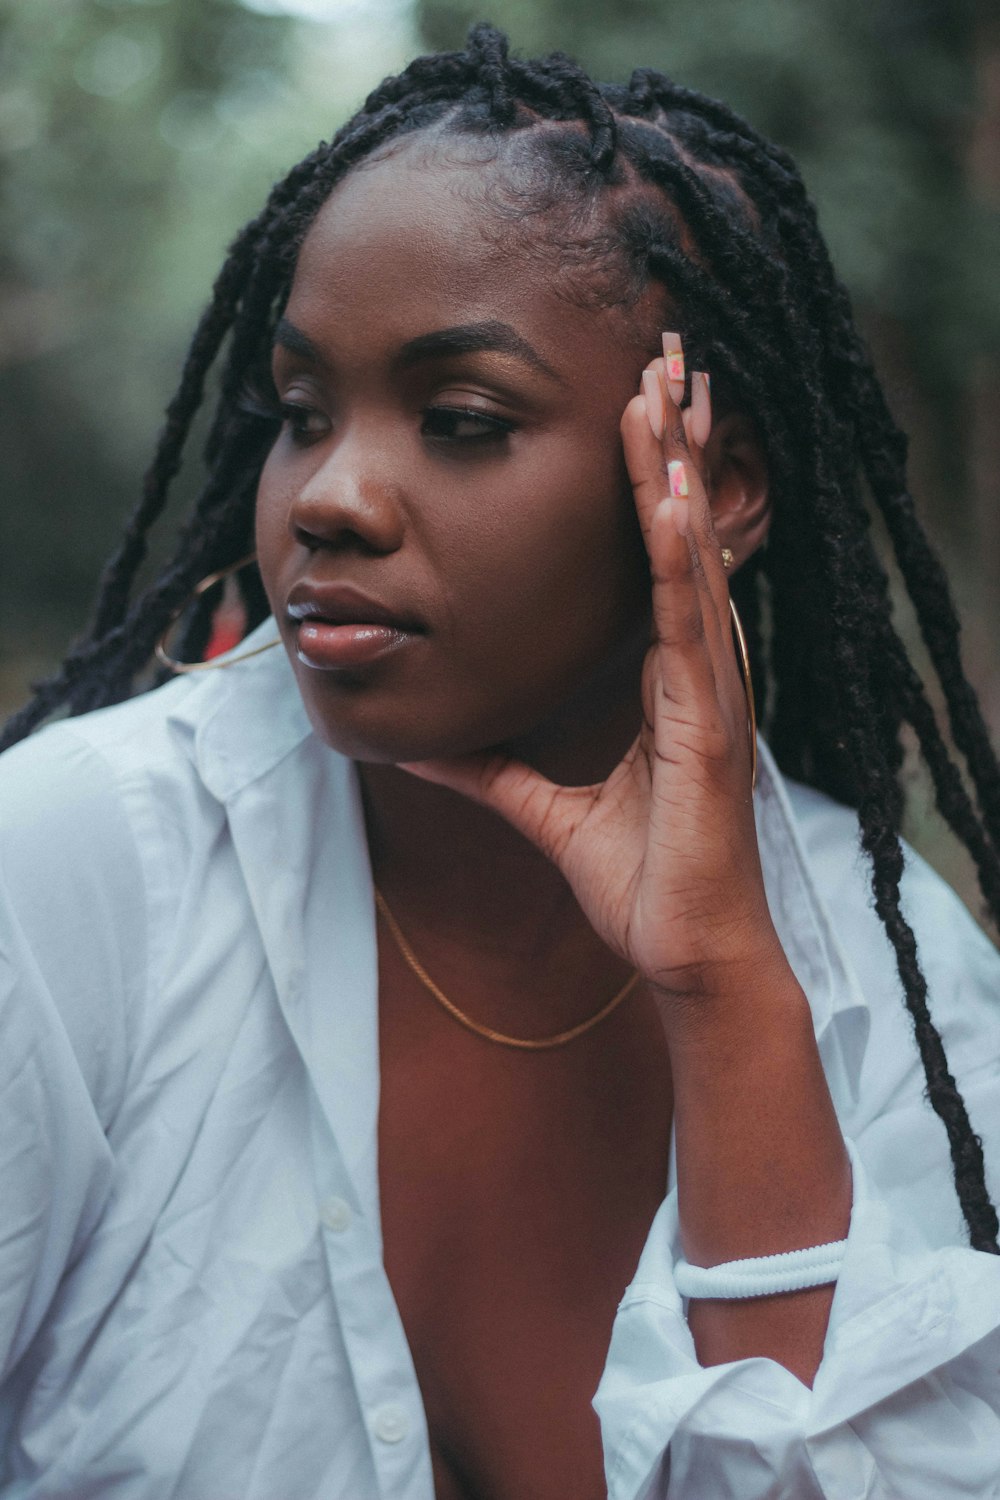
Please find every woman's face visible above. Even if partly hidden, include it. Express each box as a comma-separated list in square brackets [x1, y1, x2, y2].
[255, 139, 660, 766]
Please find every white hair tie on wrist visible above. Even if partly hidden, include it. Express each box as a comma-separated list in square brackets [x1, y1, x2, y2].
[673, 1238, 849, 1300]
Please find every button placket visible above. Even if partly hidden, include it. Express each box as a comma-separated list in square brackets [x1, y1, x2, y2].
[309, 1103, 433, 1497]
[372, 1403, 410, 1444]
[320, 1195, 352, 1233]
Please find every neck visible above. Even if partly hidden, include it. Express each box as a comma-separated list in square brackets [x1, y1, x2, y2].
[360, 654, 644, 1031]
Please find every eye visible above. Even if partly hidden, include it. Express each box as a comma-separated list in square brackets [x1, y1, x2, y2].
[279, 402, 331, 443]
[235, 375, 282, 424]
[422, 405, 514, 445]
[235, 378, 330, 446]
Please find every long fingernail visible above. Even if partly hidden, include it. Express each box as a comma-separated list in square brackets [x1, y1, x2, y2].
[667, 459, 689, 498]
[662, 332, 685, 405]
[690, 371, 712, 447]
[641, 369, 665, 440]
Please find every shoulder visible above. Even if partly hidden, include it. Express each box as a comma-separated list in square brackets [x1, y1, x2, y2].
[0, 623, 307, 868]
[0, 683, 202, 1121]
[0, 670, 213, 916]
[1, 671, 189, 829]
[0, 635, 317, 1087]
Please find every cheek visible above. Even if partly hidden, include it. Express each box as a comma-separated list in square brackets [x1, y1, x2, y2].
[438, 453, 647, 691]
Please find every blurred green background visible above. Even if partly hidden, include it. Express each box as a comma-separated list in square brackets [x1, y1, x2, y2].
[1, 0, 998, 914]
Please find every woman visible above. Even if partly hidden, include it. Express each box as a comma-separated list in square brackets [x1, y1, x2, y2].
[1, 23, 998, 1499]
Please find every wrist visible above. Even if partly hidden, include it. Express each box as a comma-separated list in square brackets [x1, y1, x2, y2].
[650, 938, 808, 1050]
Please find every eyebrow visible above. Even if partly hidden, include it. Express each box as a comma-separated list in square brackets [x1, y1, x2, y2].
[396, 322, 563, 382]
[273, 318, 324, 362]
[273, 316, 563, 383]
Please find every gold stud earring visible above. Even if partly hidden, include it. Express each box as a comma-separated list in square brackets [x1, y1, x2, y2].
[721, 547, 734, 570]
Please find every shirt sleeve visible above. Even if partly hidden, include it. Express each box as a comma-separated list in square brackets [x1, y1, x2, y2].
[0, 726, 141, 1381]
[594, 844, 1000, 1499]
[595, 1142, 1000, 1499]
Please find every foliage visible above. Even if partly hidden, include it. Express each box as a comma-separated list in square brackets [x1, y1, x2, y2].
[0, 0, 414, 669]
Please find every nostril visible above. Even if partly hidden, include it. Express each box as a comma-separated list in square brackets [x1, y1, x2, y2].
[290, 518, 395, 559]
[291, 521, 323, 552]
[288, 482, 405, 555]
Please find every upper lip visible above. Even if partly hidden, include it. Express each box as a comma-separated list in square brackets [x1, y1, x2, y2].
[286, 580, 424, 631]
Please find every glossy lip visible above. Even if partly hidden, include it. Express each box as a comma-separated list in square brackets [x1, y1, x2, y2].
[286, 580, 424, 631]
[286, 580, 424, 672]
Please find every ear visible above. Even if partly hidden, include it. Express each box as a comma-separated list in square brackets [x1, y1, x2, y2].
[702, 410, 770, 571]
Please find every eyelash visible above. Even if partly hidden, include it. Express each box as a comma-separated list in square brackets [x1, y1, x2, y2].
[421, 405, 514, 444]
[235, 382, 514, 448]
[235, 378, 283, 425]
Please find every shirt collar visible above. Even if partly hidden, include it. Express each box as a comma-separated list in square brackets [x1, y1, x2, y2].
[164, 618, 312, 801]
[167, 623, 384, 1225]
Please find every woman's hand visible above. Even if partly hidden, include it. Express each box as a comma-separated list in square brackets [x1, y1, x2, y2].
[399, 333, 778, 1005]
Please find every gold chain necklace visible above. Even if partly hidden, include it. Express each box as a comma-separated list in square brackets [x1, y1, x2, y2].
[373, 887, 642, 1051]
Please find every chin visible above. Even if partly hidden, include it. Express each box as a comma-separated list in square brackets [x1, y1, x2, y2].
[297, 684, 486, 766]
[295, 669, 567, 769]
[300, 702, 428, 765]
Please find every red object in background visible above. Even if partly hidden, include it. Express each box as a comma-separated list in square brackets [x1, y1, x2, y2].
[204, 599, 246, 660]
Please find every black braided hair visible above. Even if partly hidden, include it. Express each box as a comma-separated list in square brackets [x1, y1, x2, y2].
[5, 22, 998, 1252]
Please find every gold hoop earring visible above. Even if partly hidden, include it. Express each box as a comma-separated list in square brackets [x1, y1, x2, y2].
[728, 597, 758, 791]
[154, 552, 282, 674]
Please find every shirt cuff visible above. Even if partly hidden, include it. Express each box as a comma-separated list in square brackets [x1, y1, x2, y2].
[594, 1140, 1000, 1500]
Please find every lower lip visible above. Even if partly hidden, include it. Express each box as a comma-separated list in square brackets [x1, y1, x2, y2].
[294, 621, 417, 670]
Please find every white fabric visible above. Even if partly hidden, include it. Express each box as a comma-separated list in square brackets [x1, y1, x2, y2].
[1, 620, 999, 1499]
[672, 1237, 849, 1299]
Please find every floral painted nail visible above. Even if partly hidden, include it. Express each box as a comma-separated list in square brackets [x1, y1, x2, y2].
[663, 334, 684, 383]
[667, 459, 689, 497]
[662, 332, 685, 403]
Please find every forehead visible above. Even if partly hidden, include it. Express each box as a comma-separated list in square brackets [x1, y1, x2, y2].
[295, 148, 515, 317]
[286, 142, 659, 368]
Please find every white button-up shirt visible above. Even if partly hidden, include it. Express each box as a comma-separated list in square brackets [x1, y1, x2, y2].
[1, 624, 999, 1499]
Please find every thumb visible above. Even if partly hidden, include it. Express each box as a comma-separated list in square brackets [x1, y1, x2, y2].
[397, 752, 573, 864]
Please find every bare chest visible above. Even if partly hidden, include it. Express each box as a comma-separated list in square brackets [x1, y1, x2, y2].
[377, 959, 672, 1500]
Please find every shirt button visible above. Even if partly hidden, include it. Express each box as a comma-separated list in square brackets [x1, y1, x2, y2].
[319, 1196, 352, 1233]
[372, 1403, 409, 1444]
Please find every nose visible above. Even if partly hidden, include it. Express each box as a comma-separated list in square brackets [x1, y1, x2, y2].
[287, 431, 406, 556]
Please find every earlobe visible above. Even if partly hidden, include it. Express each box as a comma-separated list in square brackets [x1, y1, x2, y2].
[704, 411, 771, 570]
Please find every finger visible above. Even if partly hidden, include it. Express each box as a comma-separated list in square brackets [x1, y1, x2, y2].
[661, 363, 710, 540]
[628, 344, 733, 687]
[658, 448, 728, 674]
[624, 355, 706, 551]
[397, 753, 590, 868]
[661, 362, 731, 639]
[628, 354, 728, 684]
[656, 451, 751, 764]
[623, 360, 675, 546]
[648, 494, 721, 732]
